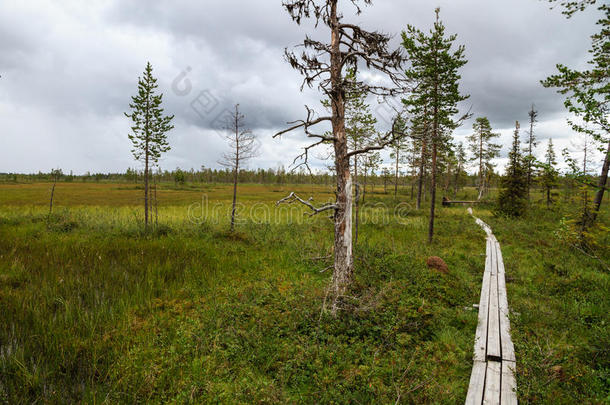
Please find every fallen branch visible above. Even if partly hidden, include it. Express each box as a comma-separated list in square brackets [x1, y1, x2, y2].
[319, 265, 333, 273]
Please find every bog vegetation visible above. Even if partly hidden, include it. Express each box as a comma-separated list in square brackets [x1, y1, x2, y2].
[0, 180, 608, 403]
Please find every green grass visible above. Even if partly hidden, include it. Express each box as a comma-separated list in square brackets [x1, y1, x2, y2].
[0, 182, 608, 403]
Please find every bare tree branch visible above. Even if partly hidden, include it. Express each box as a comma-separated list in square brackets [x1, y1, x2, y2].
[346, 116, 408, 157]
[276, 192, 338, 216]
[274, 106, 333, 139]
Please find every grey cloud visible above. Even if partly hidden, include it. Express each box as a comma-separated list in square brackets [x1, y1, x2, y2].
[0, 0, 602, 174]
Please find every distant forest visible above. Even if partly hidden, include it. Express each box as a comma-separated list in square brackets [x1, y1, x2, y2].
[0, 167, 603, 201]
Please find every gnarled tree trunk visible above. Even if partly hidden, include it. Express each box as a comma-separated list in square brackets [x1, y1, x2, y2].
[329, 0, 353, 304]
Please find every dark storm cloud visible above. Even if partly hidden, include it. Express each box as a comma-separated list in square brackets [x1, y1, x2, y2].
[0, 0, 602, 173]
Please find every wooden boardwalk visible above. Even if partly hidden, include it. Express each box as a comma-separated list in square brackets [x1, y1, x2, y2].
[466, 208, 517, 405]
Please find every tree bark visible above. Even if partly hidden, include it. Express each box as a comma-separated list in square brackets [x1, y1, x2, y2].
[416, 137, 427, 210]
[428, 141, 438, 243]
[394, 146, 399, 197]
[478, 133, 483, 198]
[428, 38, 440, 244]
[153, 171, 158, 227]
[453, 163, 460, 197]
[428, 89, 439, 243]
[144, 142, 149, 228]
[354, 156, 360, 246]
[330, 0, 353, 306]
[362, 169, 367, 203]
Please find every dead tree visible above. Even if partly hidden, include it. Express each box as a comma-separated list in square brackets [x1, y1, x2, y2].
[48, 168, 61, 217]
[219, 104, 258, 232]
[275, 0, 406, 311]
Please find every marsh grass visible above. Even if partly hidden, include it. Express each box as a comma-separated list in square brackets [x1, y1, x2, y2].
[0, 182, 607, 403]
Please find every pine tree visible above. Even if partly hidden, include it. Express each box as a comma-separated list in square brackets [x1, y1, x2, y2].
[467, 117, 501, 199]
[277, 0, 406, 309]
[402, 8, 469, 243]
[498, 121, 528, 217]
[125, 62, 174, 227]
[540, 139, 559, 208]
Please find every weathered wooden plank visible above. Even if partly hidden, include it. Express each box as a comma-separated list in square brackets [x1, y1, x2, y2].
[474, 258, 492, 362]
[501, 360, 518, 405]
[465, 360, 487, 405]
[487, 244, 502, 361]
[483, 361, 502, 404]
[497, 266, 516, 362]
[484, 238, 493, 274]
[475, 216, 492, 237]
[495, 240, 505, 274]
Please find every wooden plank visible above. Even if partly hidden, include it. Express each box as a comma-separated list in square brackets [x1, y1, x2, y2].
[465, 360, 487, 405]
[495, 240, 505, 274]
[474, 256, 492, 361]
[496, 241, 516, 362]
[483, 361, 502, 404]
[484, 238, 493, 274]
[487, 244, 502, 361]
[475, 217, 492, 237]
[501, 360, 518, 405]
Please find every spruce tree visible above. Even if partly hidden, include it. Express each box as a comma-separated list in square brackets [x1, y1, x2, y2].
[125, 62, 174, 227]
[498, 121, 528, 217]
[401, 8, 469, 243]
[540, 139, 559, 208]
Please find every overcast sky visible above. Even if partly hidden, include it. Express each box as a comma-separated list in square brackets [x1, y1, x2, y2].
[0, 0, 604, 175]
